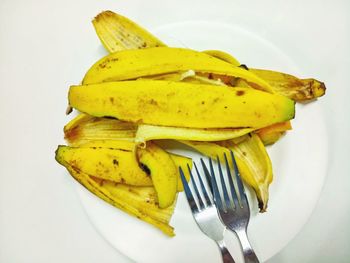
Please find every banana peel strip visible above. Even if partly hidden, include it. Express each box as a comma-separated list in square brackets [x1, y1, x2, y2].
[135, 124, 254, 146]
[55, 149, 175, 236]
[64, 113, 136, 146]
[137, 142, 178, 208]
[92, 10, 165, 53]
[65, 113, 256, 146]
[82, 47, 274, 93]
[69, 81, 295, 129]
[249, 69, 326, 101]
[56, 145, 153, 186]
[181, 135, 273, 212]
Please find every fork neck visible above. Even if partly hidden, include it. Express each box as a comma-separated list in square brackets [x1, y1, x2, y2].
[217, 239, 236, 263]
[235, 229, 260, 263]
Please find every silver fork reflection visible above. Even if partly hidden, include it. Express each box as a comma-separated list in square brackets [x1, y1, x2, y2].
[208, 152, 260, 263]
[180, 164, 236, 263]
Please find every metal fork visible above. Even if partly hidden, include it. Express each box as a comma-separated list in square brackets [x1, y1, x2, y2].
[208, 151, 260, 263]
[179, 164, 236, 263]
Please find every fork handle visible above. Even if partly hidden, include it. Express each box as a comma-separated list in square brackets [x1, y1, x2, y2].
[235, 229, 260, 263]
[217, 239, 236, 263]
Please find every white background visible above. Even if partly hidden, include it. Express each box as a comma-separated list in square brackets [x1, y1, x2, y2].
[0, 0, 349, 262]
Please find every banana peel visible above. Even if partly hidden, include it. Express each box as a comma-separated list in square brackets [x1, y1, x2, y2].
[182, 135, 273, 212]
[69, 80, 295, 129]
[56, 145, 152, 186]
[82, 47, 273, 93]
[218, 134, 273, 212]
[99, 178, 175, 224]
[64, 113, 136, 146]
[135, 124, 253, 146]
[137, 142, 178, 208]
[56, 146, 174, 235]
[92, 10, 165, 53]
[65, 113, 252, 146]
[248, 69, 326, 101]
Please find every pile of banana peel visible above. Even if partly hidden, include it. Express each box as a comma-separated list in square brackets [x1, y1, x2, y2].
[55, 10, 326, 237]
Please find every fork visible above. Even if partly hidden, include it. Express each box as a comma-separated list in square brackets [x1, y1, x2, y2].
[179, 164, 236, 263]
[208, 151, 260, 263]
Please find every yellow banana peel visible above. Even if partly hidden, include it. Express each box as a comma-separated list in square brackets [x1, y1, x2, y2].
[69, 80, 295, 129]
[249, 69, 326, 101]
[56, 146, 174, 235]
[99, 179, 175, 224]
[56, 145, 152, 186]
[82, 47, 273, 93]
[218, 134, 273, 212]
[182, 135, 273, 212]
[135, 124, 253, 146]
[64, 113, 136, 146]
[65, 113, 250, 146]
[92, 10, 165, 53]
[137, 142, 178, 208]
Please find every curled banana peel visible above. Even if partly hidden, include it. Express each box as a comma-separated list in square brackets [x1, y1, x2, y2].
[136, 142, 178, 209]
[55, 147, 175, 236]
[135, 124, 253, 146]
[181, 134, 273, 212]
[56, 137, 190, 235]
[69, 81, 295, 129]
[65, 113, 245, 147]
[242, 69, 326, 102]
[92, 10, 165, 53]
[64, 113, 136, 146]
[257, 121, 292, 145]
[82, 47, 273, 93]
[218, 134, 273, 212]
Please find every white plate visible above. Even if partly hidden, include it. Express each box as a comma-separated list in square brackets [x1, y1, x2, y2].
[77, 21, 328, 263]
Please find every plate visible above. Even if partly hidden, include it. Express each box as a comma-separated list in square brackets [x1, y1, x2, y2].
[77, 21, 328, 263]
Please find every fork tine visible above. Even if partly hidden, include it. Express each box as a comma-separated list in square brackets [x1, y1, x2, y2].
[179, 167, 199, 213]
[193, 162, 212, 205]
[200, 158, 212, 192]
[208, 158, 224, 210]
[224, 153, 239, 208]
[230, 151, 248, 206]
[187, 164, 205, 209]
[217, 156, 231, 211]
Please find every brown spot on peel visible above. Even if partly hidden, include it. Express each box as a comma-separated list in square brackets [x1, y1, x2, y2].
[236, 90, 245, 96]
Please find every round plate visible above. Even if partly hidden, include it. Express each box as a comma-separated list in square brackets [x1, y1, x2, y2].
[77, 21, 328, 263]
